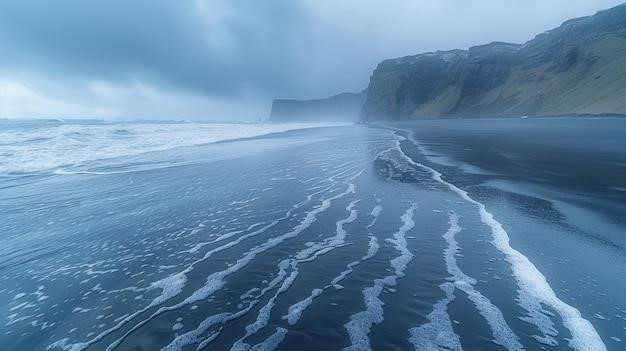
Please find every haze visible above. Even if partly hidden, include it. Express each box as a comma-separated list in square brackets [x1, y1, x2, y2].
[0, 0, 622, 120]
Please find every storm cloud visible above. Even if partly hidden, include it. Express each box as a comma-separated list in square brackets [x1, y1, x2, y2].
[0, 0, 623, 119]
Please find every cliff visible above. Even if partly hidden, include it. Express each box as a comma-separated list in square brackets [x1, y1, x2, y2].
[361, 3, 626, 120]
[269, 91, 366, 121]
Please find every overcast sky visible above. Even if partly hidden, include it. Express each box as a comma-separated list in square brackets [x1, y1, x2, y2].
[0, 0, 623, 120]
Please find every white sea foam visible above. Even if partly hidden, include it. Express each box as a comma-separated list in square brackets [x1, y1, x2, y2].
[362, 203, 382, 261]
[343, 204, 417, 351]
[363, 236, 379, 260]
[437, 212, 523, 350]
[281, 199, 361, 324]
[161, 261, 292, 351]
[13, 293, 26, 300]
[395, 128, 607, 351]
[0, 121, 346, 174]
[182, 230, 244, 254]
[235, 244, 356, 349]
[229, 197, 261, 205]
[49, 186, 331, 351]
[344, 277, 393, 351]
[367, 204, 382, 229]
[233, 186, 363, 349]
[409, 282, 462, 351]
[160, 313, 230, 351]
[46, 338, 88, 351]
[230, 264, 299, 351]
[283, 289, 323, 325]
[387, 204, 417, 277]
[107, 182, 358, 350]
[295, 199, 358, 260]
[177, 184, 356, 309]
[331, 261, 360, 288]
[408, 214, 464, 351]
[248, 328, 288, 351]
[328, 228, 381, 291]
[146, 273, 187, 308]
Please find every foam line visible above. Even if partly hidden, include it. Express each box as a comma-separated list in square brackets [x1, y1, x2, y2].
[281, 200, 360, 325]
[232, 196, 365, 349]
[328, 218, 381, 291]
[182, 230, 245, 254]
[283, 238, 370, 327]
[329, 166, 364, 183]
[248, 328, 288, 351]
[330, 261, 360, 288]
[49, 185, 333, 351]
[377, 140, 521, 349]
[367, 204, 382, 229]
[395, 127, 606, 351]
[229, 197, 260, 205]
[104, 183, 357, 350]
[362, 203, 382, 260]
[441, 212, 522, 350]
[283, 289, 323, 325]
[295, 200, 358, 260]
[161, 313, 230, 351]
[230, 264, 299, 351]
[161, 261, 293, 351]
[387, 203, 417, 277]
[362, 236, 379, 261]
[409, 282, 462, 351]
[101, 220, 292, 351]
[343, 204, 417, 351]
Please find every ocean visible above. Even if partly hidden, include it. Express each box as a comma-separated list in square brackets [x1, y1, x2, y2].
[1, 118, 624, 351]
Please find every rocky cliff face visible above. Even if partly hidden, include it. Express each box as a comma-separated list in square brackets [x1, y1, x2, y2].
[361, 4, 626, 120]
[270, 91, 366, 121]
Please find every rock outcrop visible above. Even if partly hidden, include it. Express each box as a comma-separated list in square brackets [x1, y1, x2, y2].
[269, 91, 366, 121]
[361, 3, 626, 120]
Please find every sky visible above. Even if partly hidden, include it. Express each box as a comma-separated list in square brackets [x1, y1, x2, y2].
[0, 0, 624, 120]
